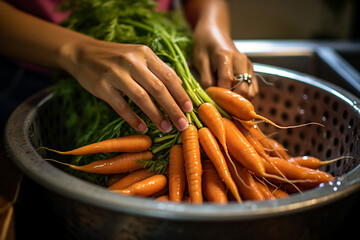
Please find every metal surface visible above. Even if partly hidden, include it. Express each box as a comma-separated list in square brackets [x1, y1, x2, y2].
[5, 64, 360, 239]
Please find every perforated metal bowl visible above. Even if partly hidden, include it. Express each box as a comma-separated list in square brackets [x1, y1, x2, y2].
[5, 64, 360, 240]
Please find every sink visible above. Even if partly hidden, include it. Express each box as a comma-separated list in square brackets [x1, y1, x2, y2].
[234, 40, 360, 97]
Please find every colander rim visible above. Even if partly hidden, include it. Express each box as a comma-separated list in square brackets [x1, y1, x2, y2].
[5, 63, 360, 221]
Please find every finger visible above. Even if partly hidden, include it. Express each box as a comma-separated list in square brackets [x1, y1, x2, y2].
[246, 59, 259, 100]
[133, 64, 190, 131]
[109, 70, 173, 133]
[147, 53, 193, 113]
[193, 52, 215, 89]
[233, 54, 251, 98]
[99, 83, 148, 133]
[216, 51, 234, 89]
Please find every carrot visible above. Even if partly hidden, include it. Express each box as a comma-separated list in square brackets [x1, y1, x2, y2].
[198, 127, 241, 202]
[197, 103, 243, 191]
[106, 174, 127, 186]
[206, 87, 323, 129]
[266, 184, 290, 199]
[107, 168, 156, 190]
[156, 195, 169, 202]
[225, 156, 265, 201]
[267, 139, 291, 160]
[168, 145, 186, 202]
[223, 118, 266, 176]
[181, 124, 203, 204]
[239, 121, 290, 160]
[254, 181, 276, 200]
[263, 157, 334, 188]
[46, 151, 153, 174]
[40, 135, 152, 155]
[288, 156, 348, 170]
[202, 161, 228, 204]
[113, 174, 167, 197]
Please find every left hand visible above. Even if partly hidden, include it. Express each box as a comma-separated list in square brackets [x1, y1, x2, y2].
[192, 24, 259, 100]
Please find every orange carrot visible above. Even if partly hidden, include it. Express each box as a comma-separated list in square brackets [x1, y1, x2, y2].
[254, 181, 276, 200]
[202, 160, 228, 204]
[106, 174, 127, 186]
[198, 127, 241, 202]
[113, 174, 167, 197]
[40, 135, 152, 155]
[156, 195, 169, 202]
[223, 118, 266, 176]
[288, 156, 346, 170]
[263, 157, 334, 188]
[168, 145, 186, 202]
[107, 168, 156, 190]
[46, 151, 153, 174]
[267, 139, 291, 160]
[225, 156, 265, 201]
[206, 87, 323, 129]
[181, 125, 203, 204]
[266, 184, 290, 199]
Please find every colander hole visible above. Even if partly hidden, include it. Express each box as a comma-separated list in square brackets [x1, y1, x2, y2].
[332, 101, 339, 111]
[272, 94, 280, 103]
[333, 137, 339, 146]
[342, 110, 348, 119]
[294, 144, 300, 155]
[295, 115, 302, 124]
[281, 112, 289, 121]
[323, 95, 330, 104]
[288, 84, 295, 93]
[333, 118, 338, 126]
[326, 149, 332, 158]
[339, 124, 345, 134]
[313, 91, 320, 99]
[270, 108, 277, 116]
[323, 111, 329, 120]
[284, 99, 292, 108]
[299, 131, 305, 140]
[349, 118, 354, 127]
[317, 143, 323, 153]
[345, 134, 349, 143]
[311, 105, 317, 114]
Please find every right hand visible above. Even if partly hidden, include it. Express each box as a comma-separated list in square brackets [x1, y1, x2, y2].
[60, 38, 193, 133]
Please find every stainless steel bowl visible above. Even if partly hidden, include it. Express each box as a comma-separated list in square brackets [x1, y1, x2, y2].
[5, 64, 360, 239]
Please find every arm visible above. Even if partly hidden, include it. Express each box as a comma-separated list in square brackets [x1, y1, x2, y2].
[0, 1, 192, 132]
[182, 0, 258, 99]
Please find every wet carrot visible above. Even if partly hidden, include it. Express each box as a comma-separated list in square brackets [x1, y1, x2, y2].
[156, 195, 169, 202]
[107, 168, 156, 190]
[207, 87, 323, 129]
[255, 181, 276, 200]
[202, 160, 228, 204]
[46, 151, 153, 174]
[181, 125, 203, 204]
[40, 135, 152, 155]
[267, 184, 290, 199]
[113, 174, 167, 197]
[225, 156, 265, 201]
[267, 139, 291, 160]
[168, 145, 186, 202]
[263, 157, 334, 188]
[198, 127, 241, 202]
[223, 118, 266, 176]
[288, 156, 346, 170]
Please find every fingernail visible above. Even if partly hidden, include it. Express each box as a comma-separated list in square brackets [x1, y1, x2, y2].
[160, 119, 172, 133]
[177, 118, 189, 131]
[184, 101, 193, 112]
[137, 123, 148, 133]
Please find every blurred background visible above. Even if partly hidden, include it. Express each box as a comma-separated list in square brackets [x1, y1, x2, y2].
[228, 0, 359, 40]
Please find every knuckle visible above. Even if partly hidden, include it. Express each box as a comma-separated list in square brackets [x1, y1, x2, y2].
[133, 87, 148, 101]
[150, 80, 166, 94]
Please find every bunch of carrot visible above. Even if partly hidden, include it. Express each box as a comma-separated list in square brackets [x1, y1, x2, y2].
[44, 87, 338, 204]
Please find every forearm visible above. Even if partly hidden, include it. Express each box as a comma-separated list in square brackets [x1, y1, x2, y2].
[182, 0, 231, 36]
[0, 1, 90, 71]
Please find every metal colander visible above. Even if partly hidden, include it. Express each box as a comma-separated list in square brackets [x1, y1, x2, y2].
[5, 64, 360, 240]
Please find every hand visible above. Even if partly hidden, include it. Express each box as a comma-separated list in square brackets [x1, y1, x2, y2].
[192, 23, 259, 100]
[60, 38, 193, 133]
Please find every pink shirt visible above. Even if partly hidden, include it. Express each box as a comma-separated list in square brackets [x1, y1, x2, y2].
[6, 0, 172, 24]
